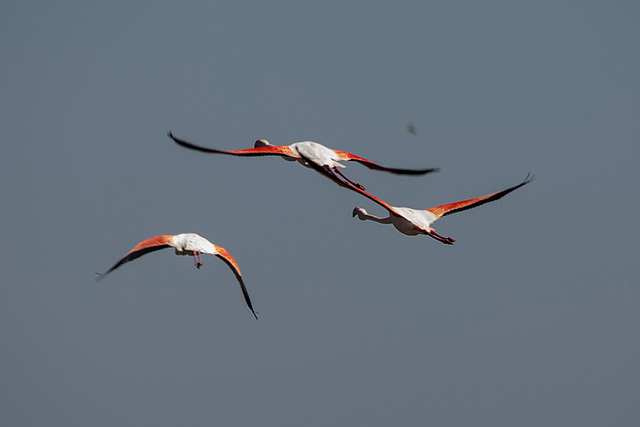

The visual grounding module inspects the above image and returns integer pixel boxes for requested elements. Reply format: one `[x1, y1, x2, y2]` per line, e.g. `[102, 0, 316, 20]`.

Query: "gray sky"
[2, 1, 639, 425]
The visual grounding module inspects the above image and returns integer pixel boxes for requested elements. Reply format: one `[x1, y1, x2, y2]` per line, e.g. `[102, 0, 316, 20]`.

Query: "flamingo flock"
[99, 130, 533, 318]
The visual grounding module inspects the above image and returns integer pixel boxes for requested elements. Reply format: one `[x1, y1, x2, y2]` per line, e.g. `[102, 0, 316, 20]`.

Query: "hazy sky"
[2, 1, 639, 425]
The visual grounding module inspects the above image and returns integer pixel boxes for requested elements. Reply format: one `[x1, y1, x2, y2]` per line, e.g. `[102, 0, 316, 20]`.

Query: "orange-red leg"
[193, 251, 204, 268]
[330, 167, 366, 190]
[429, 230, 455, 245]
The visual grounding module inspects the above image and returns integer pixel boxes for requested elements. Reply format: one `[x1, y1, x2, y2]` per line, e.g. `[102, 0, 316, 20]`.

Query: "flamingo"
[168, 131, 439, 191]
[351, 174, 534, 244]
[97, 233, 257, 319]
[281, 148, 533, 244]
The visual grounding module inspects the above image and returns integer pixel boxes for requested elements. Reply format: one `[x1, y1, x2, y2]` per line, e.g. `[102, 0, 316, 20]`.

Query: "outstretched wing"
[428, 174, 534, 219]
[214, 245, 258, 320]
[168, 131, 298, 158]
[333, 150, 440, 175]
[96, 235, 173, 280]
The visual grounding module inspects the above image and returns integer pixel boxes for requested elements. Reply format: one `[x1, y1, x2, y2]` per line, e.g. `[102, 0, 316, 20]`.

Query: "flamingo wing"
[213, 246, 257, 319]
[168, 131, 298, 158]
[97, 235, 174, 279]
[428, 174, 534, 219]
[334, 150, 440, 175]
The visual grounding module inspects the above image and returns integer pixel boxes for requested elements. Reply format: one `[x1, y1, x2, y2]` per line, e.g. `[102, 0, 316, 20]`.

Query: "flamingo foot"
[430, 230, 455, 245]
[194, 251, 204, 268]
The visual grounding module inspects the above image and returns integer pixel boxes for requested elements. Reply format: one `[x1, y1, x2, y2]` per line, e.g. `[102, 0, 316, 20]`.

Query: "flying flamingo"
[281, 148, 533, 244]
[97, 233, 257, 319]
[351, 174, 534, 244]
[168, 131, 439, 191]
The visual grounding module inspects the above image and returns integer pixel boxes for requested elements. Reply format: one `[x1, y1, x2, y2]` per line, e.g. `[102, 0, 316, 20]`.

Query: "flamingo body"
[352, 174, 534, 244]
[289, 140, 347, 170]
[388, 207, 439, 236]
[97, 233, 257, 319]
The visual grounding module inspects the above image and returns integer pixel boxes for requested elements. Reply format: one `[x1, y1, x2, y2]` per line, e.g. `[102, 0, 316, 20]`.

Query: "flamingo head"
[254, 139, 271, 148]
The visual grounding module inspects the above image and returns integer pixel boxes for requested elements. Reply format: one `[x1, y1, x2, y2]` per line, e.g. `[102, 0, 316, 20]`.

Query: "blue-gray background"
[2, 1, 639, 425]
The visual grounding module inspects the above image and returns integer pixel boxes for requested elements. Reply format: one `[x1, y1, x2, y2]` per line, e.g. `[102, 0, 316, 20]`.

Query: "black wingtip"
[167, 130, 178, 141]
[167, 130, 195, 149]
[168, 130, 184, 143]
[519, 172, 535, 188]
[383, 166, 441, 175]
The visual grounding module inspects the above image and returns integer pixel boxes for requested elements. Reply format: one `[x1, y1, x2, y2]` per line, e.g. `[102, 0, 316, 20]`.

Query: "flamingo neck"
[354, 208, 392, 224]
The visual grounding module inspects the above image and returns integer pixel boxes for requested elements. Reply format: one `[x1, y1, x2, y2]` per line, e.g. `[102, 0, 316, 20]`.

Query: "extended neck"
[353, 207, 392, 224]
